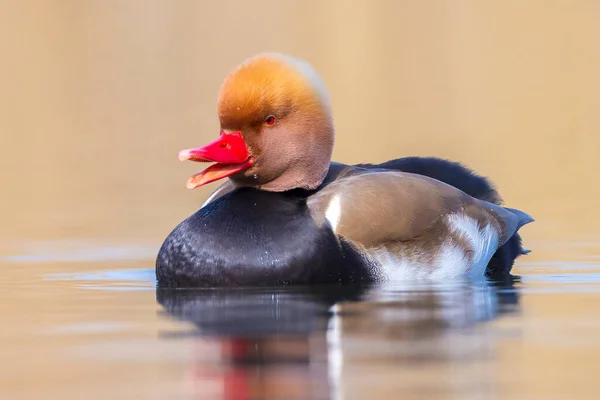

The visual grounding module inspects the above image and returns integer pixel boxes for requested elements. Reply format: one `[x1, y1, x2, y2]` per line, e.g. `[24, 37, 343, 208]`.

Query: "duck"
[156, 53, 533, 288]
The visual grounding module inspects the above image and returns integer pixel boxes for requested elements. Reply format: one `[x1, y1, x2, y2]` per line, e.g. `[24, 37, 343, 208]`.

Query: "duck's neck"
[255, 161, 331, 192]
[236, 120, 335, 192]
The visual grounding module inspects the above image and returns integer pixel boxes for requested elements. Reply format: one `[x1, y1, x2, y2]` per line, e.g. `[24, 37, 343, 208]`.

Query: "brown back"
[306, 170, 472, 247]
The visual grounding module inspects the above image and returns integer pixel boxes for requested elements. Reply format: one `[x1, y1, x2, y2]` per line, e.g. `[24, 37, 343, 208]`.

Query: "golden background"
[1, 1, 599, 398]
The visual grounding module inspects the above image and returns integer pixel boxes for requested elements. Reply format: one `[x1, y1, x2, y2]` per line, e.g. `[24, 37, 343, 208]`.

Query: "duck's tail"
[504, 207, 535, 231]
[503, 207, 534, 255]
[485, 207, 533, 278]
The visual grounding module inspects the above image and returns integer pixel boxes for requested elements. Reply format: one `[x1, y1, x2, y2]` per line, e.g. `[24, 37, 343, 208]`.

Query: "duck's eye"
[264, 115, 276, 126]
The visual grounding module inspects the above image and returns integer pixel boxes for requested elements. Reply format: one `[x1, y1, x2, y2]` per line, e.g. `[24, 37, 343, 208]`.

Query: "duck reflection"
[157, 277, 520, 399]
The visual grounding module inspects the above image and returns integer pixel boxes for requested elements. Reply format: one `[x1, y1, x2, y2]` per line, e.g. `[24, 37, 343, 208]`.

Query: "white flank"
[370, 213, 499, 281]
[371, 247, 432, 281]
[325, 194, 342, 233]
[432, 243, 471, 279]
[445, 213, 499, 277]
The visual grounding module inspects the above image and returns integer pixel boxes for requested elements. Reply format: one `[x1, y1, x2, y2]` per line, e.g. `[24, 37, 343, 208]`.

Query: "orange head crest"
[179, 53, 335, 192]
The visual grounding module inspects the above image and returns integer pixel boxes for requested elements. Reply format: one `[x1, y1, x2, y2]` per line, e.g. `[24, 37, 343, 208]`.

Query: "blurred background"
[1, 1, 600, 399]
[2, 0, 599, 247]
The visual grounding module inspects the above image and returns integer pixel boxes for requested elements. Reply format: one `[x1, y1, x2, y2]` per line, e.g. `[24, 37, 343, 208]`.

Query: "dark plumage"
[157, 53, 532, 287]
[157, 157, 527, 287]
[156, 187, 371, 287]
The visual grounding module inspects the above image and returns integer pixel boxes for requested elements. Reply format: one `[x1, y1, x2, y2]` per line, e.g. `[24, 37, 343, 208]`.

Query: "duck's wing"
[306, 170, 529, 248]
[354, 157, 533, 272]
[354, 157, 501, 204]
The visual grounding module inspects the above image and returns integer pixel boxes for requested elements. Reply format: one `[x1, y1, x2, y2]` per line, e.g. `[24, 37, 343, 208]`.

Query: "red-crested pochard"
[156, 53, 533, 287]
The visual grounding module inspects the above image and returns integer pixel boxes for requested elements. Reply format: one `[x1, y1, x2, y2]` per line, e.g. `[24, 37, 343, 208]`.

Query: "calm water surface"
[2, 239, 600, 399]
[2, 1, 600, 399]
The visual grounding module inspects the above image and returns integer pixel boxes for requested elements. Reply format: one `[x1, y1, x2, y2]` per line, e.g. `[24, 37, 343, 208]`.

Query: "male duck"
[156, 53, 533, 287]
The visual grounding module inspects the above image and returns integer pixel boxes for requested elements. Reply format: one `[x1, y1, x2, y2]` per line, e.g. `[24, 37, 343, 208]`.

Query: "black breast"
[156, 188, 371, 287]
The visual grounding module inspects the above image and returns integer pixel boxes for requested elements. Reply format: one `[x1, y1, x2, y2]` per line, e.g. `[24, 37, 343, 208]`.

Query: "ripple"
[0, 240, 157, 263]
[46, 268, 156, 291]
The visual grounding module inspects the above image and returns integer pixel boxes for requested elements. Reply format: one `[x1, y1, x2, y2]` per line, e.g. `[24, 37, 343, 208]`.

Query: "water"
[3, 246, 600, 399]
[2, 1, 600, 399]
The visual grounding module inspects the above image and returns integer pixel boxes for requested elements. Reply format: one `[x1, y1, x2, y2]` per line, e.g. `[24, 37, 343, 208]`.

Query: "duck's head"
[178, 53, 334, 192]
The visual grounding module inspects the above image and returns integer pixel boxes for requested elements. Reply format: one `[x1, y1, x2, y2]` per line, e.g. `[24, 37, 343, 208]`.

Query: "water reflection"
[157, 278, 520, 399]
